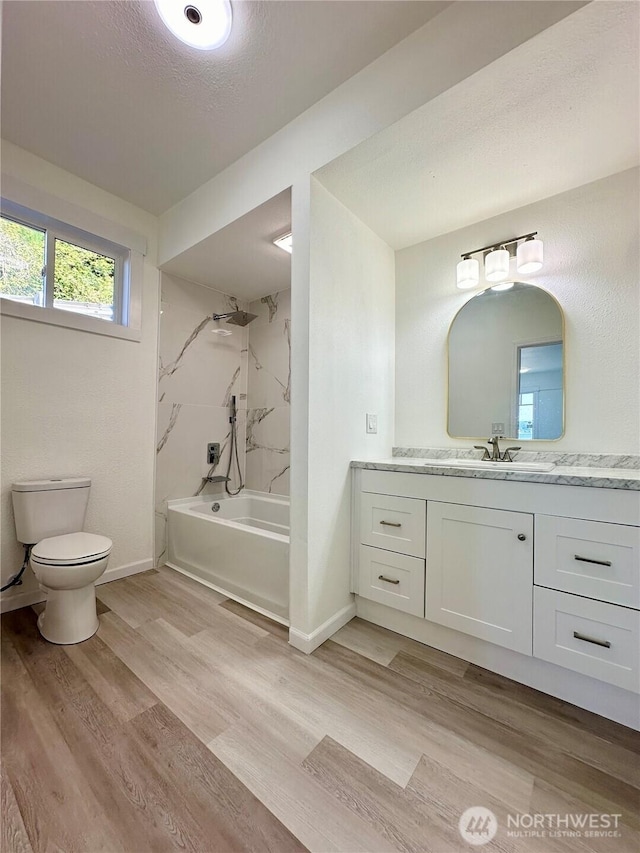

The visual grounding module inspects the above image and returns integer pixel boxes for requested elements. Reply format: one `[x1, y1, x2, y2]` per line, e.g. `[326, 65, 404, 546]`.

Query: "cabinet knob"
[517, 533, 527, 541]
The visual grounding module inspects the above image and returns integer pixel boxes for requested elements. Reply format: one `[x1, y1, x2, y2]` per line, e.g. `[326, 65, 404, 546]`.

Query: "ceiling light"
[485, 247, 510, 282]
[455, 232, 543, 290]
[154, 0, 232, 50]
[273, 232, 292, 254]
[517, 237, 544, 274]
[456, 257, 480, 290]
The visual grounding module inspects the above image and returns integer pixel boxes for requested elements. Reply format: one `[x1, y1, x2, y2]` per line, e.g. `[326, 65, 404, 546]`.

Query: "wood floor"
[2, 567, 639, 853]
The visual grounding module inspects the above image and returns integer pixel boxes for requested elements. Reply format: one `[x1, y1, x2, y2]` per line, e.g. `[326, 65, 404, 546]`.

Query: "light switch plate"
[366, 413, 378, 434]
[491, 422, 505, 435]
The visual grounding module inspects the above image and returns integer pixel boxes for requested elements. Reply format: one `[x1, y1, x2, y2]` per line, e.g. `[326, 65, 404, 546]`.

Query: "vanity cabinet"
[351, 467, 640, 706]
[425, 502, 533, 654]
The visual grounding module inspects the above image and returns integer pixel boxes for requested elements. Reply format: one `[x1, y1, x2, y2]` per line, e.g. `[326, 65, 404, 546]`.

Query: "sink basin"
[419, 458, 556, 473]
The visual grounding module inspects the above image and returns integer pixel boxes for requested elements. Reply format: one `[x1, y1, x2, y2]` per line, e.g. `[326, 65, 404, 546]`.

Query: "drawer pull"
[378, 575, 400, 585]
[379, 520, 402, 528]
[574, 555, 612, 567]
[573, 631, 611, 649]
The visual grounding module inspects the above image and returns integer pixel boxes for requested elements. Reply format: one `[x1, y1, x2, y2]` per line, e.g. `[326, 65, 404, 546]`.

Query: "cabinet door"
[426, 502, 533, 654]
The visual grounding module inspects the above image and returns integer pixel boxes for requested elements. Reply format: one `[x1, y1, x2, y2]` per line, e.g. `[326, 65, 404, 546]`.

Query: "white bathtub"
[166, 491, 289, 623]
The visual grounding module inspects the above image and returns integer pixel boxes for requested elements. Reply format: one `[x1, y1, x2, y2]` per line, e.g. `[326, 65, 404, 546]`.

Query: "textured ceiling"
[1, 0, 448, 214]
[162, 188, 291, 300]
[316, 1, 639, 250]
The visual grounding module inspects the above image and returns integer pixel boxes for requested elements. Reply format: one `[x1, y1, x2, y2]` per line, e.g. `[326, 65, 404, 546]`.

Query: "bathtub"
[166, 491, 289, 623]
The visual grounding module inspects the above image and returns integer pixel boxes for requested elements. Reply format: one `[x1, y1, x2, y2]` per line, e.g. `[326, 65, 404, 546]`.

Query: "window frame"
[0, 189, 145, 342]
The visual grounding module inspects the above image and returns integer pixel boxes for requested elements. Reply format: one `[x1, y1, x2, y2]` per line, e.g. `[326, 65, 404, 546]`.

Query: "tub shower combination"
[167, 491, 290, 623]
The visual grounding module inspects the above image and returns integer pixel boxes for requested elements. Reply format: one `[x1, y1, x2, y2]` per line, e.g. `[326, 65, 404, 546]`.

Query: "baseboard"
[0, 558, 154, 613]
[289, 601, 356, 654]
[98, 559, 154, 585]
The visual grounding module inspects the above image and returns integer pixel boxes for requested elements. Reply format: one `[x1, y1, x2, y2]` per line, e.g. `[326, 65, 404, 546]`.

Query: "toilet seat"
[31, 532, 112, 566]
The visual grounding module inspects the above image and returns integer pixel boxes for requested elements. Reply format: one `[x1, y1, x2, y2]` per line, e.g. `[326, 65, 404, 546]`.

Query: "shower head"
[212, 310, 258, 327]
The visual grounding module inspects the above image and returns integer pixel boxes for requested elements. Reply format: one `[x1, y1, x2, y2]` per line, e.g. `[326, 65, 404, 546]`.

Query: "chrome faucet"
[473, 437, 522, 462]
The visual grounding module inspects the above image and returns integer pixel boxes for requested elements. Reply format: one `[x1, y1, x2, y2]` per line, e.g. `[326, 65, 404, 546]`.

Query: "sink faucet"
[473, 437, 522, 462]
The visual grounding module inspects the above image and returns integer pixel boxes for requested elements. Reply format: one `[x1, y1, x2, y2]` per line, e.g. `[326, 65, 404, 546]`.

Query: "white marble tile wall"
[155, 273, 248, 564]
[245, 289, 291, 495]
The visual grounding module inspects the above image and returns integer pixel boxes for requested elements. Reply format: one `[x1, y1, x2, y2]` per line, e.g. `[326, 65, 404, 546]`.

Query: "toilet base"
[37, 584, 100, 644]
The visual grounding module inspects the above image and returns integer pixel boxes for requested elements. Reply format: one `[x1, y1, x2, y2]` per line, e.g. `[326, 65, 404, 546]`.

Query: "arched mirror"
[448, 283, 564, 440]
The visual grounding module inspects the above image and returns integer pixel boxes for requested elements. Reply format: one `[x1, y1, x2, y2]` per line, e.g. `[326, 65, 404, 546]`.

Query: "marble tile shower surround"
[245, 289, 291, 496]
[155, 274, 249, 564]
[392, 447, 640, 469]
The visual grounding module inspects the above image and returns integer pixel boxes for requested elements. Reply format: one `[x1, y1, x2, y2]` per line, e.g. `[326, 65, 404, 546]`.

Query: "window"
[1, 200, 129, 327]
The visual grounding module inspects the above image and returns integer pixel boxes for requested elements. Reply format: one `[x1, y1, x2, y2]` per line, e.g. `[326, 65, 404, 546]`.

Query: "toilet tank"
[12, 478, 91, 544]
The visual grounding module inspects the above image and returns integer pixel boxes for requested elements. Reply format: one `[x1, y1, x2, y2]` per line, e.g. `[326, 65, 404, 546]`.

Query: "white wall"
[395, 169, 640, 455]
[159, 1, 582, 266]
[1, 142, 160, 607]
[289, 179, 395, 646]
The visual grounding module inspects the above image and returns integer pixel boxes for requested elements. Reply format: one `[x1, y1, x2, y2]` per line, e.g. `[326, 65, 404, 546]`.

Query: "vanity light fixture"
[154, 0, 232, 50]
[456, 256, 480, 290]
[273, 232, 293, 254]
[516, 236, 544, 273]
[456, 232, 543, 289]
[484, 247, 510, 282]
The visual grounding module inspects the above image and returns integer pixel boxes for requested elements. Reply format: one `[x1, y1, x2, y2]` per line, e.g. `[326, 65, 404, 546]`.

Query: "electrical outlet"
[207, 443, 220, 465]
[366, 413, 378, 434]
[491, 422, 505, 435]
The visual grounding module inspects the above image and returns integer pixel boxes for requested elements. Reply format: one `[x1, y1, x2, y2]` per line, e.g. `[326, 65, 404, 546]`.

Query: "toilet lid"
[31, 532, 112, 565]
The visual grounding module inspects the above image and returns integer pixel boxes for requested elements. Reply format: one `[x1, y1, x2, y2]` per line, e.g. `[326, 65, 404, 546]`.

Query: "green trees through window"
[0, 217, 45, 301]
[54, 239, 115, 305]
[0, 214, 116, 320]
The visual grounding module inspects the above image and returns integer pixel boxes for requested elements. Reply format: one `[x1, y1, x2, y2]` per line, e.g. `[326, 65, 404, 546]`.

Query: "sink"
[418, 458, 556, 473]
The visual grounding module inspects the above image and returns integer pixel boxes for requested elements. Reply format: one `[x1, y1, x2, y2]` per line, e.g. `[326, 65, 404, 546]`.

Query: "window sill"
[0, 298, 141, 342]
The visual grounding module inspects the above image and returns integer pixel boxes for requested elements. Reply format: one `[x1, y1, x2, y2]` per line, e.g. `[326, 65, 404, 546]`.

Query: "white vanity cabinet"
[425, 502, 533, 654]
[351, 466, 640, 720]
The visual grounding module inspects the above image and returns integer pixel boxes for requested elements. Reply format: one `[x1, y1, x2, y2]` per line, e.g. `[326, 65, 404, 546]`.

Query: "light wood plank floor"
[2, 567, 639, 852]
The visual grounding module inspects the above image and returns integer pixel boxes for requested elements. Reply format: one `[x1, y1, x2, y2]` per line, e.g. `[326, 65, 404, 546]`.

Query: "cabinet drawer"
[534, 587, 639, 693]
[360, 493, 426, 558]
[358, 545, 425, 617]
[536, 516, 640, 609]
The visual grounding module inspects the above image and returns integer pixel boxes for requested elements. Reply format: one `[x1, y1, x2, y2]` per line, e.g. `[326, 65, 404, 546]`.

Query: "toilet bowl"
[30, 532, 112, 644]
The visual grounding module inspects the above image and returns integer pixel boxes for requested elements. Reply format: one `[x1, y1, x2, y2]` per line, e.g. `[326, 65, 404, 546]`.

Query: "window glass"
[0, 216, 46, 305]
[54, 238, 115, 321]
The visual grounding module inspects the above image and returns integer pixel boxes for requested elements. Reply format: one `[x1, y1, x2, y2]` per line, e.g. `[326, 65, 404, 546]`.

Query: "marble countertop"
[350, 458, 640, 490]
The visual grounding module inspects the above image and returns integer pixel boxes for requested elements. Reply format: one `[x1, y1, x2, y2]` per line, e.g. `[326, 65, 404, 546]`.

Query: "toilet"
[11, 478, 112, 644]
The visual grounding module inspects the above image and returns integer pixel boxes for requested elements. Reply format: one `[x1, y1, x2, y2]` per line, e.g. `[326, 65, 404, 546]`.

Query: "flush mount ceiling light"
[154, 0, 232, 50]
[455, 232, 543, 290]
[273, 232, 293, 254]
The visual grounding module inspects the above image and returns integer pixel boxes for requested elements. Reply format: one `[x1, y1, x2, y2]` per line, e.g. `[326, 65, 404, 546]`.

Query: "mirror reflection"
[448, 283, 564, 440]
